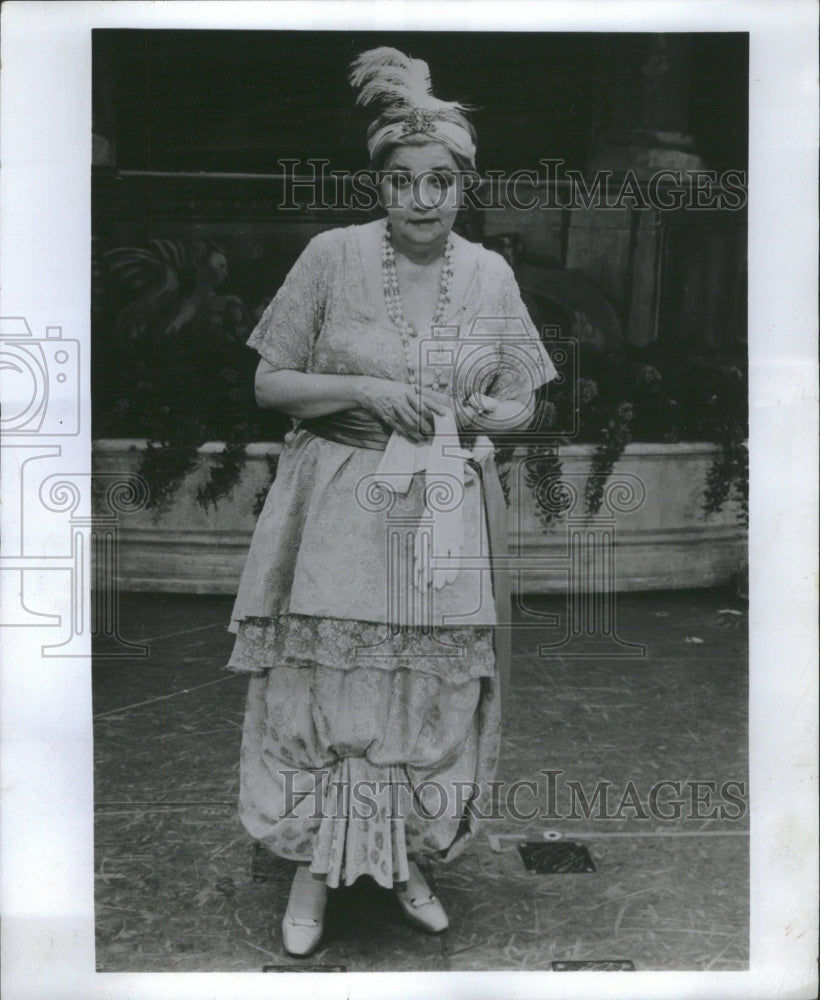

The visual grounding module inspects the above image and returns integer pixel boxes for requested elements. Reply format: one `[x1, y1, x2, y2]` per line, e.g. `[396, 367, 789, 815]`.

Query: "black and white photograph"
[0, 3, 817, 999]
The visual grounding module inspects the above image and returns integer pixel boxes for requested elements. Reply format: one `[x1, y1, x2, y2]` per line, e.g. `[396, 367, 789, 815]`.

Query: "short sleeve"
[246, 232, 332, 372]
[455, 255, 558, 402]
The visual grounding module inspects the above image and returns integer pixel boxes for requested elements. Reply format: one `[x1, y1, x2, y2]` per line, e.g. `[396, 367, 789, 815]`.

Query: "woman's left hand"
[463, 392, 498, 418]
[456, 390, 536, 432]
[417, 386, 455, 415]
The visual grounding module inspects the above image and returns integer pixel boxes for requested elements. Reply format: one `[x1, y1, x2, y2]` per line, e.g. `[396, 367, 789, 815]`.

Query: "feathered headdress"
[349, 47, 476, 166]
[349, 46, 469, 113]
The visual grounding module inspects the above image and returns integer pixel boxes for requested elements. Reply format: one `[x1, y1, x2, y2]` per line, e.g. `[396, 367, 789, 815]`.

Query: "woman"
[227, 47, 556, 956]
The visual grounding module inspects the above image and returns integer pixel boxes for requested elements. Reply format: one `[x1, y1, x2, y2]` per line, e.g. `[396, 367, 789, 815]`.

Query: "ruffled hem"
[227, 612, 495, 684]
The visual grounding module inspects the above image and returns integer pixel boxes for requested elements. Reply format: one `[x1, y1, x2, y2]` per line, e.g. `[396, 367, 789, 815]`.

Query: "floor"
[93, 587, 749, 973]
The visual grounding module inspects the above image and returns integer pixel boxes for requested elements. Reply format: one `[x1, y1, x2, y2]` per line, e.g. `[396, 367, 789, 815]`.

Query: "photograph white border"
[1, 2, 817, 998]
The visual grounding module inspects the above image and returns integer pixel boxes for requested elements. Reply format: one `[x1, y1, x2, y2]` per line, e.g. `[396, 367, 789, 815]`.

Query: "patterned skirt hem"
[227, 612, 495, 684]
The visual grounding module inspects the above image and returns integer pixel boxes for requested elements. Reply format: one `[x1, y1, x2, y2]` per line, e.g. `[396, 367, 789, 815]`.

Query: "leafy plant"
[496, 345, 748, 527]
[522, 444, 570, 530]
[252, 454, 281, 518]
[94, 238, 289, 516]
[94, 241, 747, 528]
[584, 403, 635, 517]
[196, 439, 249, 513]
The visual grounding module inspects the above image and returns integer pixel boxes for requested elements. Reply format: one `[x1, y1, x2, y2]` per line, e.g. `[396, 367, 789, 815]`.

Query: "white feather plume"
[349, 46, 467, 112]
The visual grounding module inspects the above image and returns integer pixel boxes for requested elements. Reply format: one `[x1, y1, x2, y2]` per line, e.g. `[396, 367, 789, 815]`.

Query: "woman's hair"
[349, 47, 477, 172]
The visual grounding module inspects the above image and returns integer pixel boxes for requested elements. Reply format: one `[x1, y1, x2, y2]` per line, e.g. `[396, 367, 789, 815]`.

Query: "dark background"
[91, 29, 748, 451]
[93, 30, 748, 176]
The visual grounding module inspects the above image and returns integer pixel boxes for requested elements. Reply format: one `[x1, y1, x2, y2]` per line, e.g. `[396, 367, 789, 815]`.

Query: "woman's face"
[379, 142, 461, 252]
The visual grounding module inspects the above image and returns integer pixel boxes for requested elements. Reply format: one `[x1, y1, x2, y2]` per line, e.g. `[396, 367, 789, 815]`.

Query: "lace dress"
[227, 219, 556, 889]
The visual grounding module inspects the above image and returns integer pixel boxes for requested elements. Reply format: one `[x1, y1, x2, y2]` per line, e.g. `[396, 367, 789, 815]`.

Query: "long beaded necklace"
[381, 219, 454, 391]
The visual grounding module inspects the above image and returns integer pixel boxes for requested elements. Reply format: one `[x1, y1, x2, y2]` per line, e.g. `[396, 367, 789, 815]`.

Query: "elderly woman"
[227, 47, 556, 956]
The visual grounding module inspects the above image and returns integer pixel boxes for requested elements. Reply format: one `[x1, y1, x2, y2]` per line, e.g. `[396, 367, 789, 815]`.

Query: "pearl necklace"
[381, 220, 454, 390]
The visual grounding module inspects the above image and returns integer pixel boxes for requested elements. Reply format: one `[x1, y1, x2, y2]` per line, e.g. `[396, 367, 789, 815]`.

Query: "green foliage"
[522, 445, 569, 529]
[95, 242, 747, 524]
[94, 249, 290, 512]
[493, 444, 516, 506]
[584, 404, 634, 517]
[703, 428, 748, 525]
[518, 345, 748, 525]
[196, 439, 248, 513]
[138, 439, 200, 517]
[252, 454, 280, 518]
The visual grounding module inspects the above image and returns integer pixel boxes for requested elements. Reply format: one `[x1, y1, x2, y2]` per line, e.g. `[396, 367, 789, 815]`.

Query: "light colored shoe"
[281, 865, 327, 957]
[395, 862, 449, 934]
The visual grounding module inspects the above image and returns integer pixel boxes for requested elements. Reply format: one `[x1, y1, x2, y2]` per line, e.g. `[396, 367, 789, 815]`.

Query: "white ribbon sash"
[376, 410, 493, 591]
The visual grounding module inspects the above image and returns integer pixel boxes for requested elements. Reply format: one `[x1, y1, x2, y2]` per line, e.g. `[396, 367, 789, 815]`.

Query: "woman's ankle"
[288, 864, 328, 920]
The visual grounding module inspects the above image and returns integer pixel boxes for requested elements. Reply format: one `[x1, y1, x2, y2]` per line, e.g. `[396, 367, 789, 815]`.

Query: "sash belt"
[300, 410, 512, 712]
[301, 411, 391, 450]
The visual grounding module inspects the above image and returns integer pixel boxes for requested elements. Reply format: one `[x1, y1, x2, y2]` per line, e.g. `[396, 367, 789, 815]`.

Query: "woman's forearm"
[255, 366, 369, 418]
[255, 363, 537, 432]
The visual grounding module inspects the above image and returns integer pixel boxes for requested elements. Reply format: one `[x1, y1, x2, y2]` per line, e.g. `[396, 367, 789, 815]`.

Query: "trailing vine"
[493, 444, 516, 506]
[95, 237, 747, 531]
[138, 438, 201, 517]
[703, 424, 748, 525]
[252, 453, 281, 518]
[95, 236, 289, 517]
[523, 446, 569, 529]
[196, 439, 248, 512]
[583, 403, 635, 516]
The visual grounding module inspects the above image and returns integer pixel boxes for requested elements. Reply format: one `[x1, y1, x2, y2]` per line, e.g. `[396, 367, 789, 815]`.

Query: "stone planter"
[92, 439, 746, 595]
[506, 442, 746, 594]
[92, 439, 282, 595]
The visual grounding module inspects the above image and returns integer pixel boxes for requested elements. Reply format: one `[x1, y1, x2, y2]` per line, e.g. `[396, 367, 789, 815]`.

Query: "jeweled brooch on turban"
[401, 108, 439, 135]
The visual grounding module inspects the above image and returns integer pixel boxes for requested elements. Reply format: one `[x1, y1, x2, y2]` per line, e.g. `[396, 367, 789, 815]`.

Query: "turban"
[349, 47, 476, 168]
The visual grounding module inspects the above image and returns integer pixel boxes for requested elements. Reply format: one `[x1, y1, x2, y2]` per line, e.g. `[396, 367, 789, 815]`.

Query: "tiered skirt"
[229, 614, 501, 889]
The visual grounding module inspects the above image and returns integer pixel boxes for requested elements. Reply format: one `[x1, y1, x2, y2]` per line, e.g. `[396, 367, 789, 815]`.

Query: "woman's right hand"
[355, 377, 449, 443]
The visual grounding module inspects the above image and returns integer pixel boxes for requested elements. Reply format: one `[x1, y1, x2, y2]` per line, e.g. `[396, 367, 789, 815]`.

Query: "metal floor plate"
[553, 960, 635, 971]
[517, 841, 596, 873]
[263, 964, 347, 973]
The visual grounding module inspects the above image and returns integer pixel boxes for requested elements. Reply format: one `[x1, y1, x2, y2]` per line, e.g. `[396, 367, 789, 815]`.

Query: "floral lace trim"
[227, 613, 495, 683]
